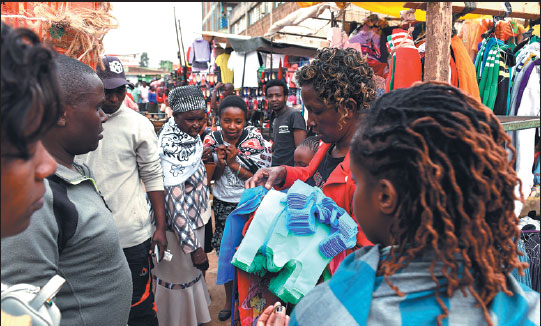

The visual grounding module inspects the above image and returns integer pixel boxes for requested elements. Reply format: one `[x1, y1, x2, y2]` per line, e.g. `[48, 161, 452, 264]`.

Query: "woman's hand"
[245, 166, 287, 190]
[224, 144, 238, 166]
[257, 302, 290, 326]
[216, 145, 227, 167]
[202, 146, 213, 163]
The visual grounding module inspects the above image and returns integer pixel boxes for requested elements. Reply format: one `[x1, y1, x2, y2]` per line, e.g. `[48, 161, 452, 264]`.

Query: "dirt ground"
[203, 249, 231, 326]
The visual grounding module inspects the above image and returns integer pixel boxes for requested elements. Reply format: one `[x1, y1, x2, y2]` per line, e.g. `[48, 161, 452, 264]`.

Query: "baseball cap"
[97, 55, 134, 90]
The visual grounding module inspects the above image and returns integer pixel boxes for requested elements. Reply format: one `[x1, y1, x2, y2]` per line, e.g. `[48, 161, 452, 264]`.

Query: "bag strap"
[47, 175, 78, 254]
[28, 275, 65, 310]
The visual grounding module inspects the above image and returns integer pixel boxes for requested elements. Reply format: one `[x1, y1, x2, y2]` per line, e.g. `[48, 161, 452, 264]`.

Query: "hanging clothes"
[493, 48, 515, 115]
[189, 37, 211, 64]
[458, 19, 483, 61]
[228, 51, 260, 89]
[215, 53, 233, 84]
[385, 28, 422, 92]
[189, 37, 211, 72]
[450, 35, 481, 101]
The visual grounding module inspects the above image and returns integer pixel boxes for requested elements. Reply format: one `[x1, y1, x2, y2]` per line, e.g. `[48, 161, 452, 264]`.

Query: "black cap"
[97, 55, 134, 90]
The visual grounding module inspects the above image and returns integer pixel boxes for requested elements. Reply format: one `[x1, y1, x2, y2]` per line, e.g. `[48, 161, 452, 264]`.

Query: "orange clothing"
[451, 35, 481, 101]
[458, 20, 482, 61]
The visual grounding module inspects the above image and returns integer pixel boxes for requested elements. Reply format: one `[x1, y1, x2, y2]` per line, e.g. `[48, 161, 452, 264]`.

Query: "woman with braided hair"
[247, 47, 376, 274]
[287, 82, 540, 326]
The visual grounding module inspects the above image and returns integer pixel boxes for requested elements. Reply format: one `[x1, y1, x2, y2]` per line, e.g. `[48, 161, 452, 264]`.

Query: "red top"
[277, 142, 373, 274]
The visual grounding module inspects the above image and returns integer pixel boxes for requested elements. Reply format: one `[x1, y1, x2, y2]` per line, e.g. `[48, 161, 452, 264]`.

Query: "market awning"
[228, 37, 319, 58]
[200, 31, 251, 47]
[296, 2, 485, 21]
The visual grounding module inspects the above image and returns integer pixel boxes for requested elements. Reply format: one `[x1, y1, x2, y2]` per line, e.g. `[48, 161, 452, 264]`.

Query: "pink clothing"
[123, 95, 139, 112]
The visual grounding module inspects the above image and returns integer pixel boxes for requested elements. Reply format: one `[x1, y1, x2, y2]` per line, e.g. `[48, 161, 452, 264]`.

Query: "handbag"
[1, 275, 65, 326]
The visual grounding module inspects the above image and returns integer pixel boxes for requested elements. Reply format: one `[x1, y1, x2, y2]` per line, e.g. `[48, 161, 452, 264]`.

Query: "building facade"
[202, 2, 298, 37]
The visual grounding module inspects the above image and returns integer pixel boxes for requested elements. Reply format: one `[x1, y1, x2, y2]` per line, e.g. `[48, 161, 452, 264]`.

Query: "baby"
[293, 136, 320, 167]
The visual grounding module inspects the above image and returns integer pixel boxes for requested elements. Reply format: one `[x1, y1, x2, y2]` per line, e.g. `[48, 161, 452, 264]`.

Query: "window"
[232, 16, 245, 35]
[248, 3, 270, 26]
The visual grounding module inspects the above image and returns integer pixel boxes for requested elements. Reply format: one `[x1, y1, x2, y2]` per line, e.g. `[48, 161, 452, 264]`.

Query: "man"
[139, 80, 150, 112]
[210, 81, 235, 126]
[266, 79, 307, 166]
[1, 54, 132, 326]
[77, 55, 167, 326]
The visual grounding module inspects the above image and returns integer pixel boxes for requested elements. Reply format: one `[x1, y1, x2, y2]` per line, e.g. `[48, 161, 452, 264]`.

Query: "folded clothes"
[232, 180, 359, 303]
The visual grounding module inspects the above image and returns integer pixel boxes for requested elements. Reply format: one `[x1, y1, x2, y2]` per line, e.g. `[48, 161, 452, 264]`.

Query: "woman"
[154, 86, 212, 326]
[203, 95, 272, 321]
[1, 21, 62, 325]
[246, 47, 376, 273]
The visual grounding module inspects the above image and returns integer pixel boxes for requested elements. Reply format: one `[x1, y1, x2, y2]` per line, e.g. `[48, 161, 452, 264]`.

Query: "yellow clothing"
[1, 310, 31, 326]
[215, 53, 233, 84]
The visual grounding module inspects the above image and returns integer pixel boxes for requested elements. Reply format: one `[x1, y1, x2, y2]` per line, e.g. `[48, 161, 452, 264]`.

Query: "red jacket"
[278, 142, 373, 274]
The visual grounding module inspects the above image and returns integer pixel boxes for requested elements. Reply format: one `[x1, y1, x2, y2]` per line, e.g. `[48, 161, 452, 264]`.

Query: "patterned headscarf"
[168, 85, 206, 113]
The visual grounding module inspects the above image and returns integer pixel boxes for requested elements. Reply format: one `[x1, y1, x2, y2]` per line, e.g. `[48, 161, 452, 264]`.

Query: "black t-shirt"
[306, 145, 344, 188]
[271, 107, 307, 166]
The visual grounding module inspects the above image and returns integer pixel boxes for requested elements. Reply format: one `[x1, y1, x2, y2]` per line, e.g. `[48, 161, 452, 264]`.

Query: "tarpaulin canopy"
[228, 37, 319, 58]
[296, 2, 483, 21]
[200, 31, 318, 57]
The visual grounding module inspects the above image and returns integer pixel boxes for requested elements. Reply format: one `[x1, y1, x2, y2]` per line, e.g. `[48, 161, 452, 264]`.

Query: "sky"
[103, 2, 203, 68]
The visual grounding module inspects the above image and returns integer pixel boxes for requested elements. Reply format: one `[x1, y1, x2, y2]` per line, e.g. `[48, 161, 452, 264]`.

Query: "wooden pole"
[424, 2, 452, 82]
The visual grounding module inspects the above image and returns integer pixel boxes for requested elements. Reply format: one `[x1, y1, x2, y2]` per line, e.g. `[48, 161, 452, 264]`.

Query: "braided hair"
[350, 82, 526, 326]
[295, 47, 376, 128]
[297, 135, 320, 155]
[1, 22, 62, 160]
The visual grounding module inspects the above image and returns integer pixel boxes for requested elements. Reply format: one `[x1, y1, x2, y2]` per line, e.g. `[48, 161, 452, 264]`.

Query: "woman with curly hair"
[286, 82, 540, 326]
[247, 47, 377, 274]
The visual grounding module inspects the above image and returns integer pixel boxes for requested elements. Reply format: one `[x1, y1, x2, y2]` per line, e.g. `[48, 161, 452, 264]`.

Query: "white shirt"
[228, 51, 260, 89]
[139, 85, 150, 103]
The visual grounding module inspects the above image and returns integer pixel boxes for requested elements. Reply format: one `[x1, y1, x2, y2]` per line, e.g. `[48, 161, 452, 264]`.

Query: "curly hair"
[295, 47, 376, 128]
[350, 82, 526, 326]
[1, 22, 62, 160]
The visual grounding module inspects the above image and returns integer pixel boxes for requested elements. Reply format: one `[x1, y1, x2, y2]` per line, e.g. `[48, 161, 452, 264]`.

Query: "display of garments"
[215, 53, 233, 84]
[228, 51, 261, 89]
[511, 59, 540, 218]
[493, 49, 514, 115]
[280, 143, 373, 274]
[458, 19, 482, 61]
[216, 187, 269, 285]
[189, 37, 211, 64]
[232, 181, 358, 304]
[232, 189, 331, 304]
[385, 28, 422, 92]
[450, 35, 481, 101]
[290, 245, 541, 326]
[474, 37, 513, 111]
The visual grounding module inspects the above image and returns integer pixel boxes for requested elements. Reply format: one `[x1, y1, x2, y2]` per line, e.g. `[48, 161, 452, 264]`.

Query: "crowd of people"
[1, 20, 539, 326]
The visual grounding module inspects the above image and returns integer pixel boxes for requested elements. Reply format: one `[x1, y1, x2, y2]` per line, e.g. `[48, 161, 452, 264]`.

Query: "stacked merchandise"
[223, 181, 357, 309]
